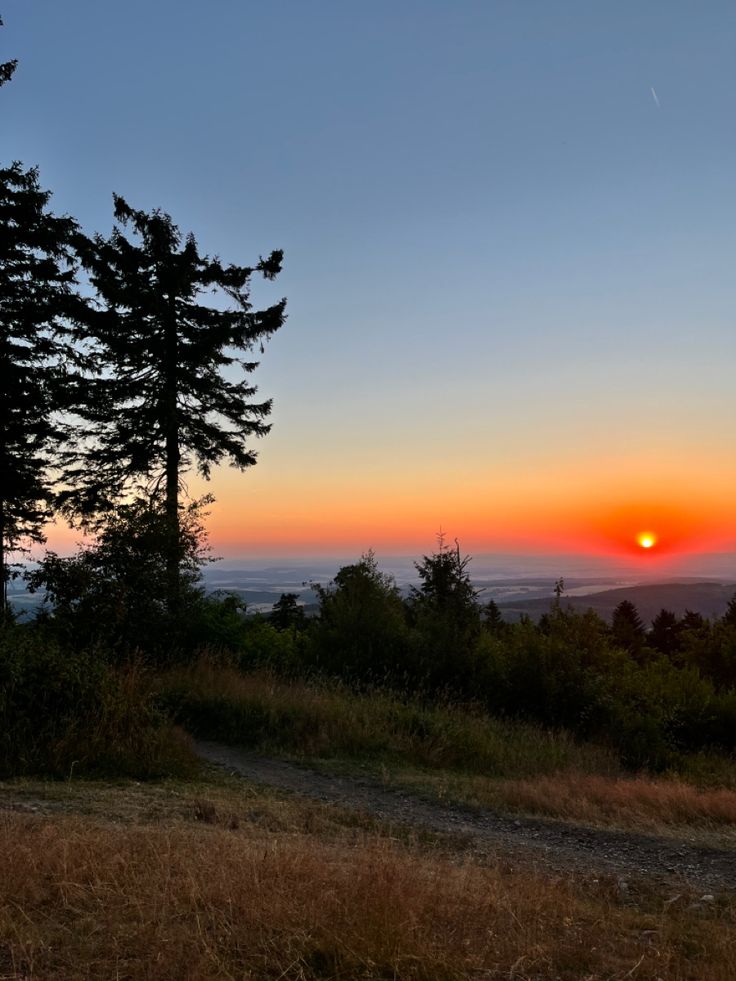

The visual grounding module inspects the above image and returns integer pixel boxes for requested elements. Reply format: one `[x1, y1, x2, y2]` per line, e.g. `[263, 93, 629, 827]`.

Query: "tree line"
[247, 548, 736, 770]
[1, 32, 286, 617]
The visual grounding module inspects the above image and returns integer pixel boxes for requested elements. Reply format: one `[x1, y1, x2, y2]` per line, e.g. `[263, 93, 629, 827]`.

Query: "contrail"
[650, 86, 660, 108]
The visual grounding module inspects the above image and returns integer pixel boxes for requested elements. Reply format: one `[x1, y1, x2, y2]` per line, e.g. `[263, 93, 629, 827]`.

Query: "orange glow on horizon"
[33, 450, 736, 562]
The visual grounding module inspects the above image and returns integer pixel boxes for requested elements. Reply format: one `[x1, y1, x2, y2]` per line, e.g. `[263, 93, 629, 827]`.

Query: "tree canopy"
[64, 196, 286, 519]
[0, 162, 82, 611]
[60, 195, 286, 607]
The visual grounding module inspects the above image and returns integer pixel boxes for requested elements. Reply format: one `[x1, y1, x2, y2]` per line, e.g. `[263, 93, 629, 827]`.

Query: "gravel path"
[196, 739, 736, 891]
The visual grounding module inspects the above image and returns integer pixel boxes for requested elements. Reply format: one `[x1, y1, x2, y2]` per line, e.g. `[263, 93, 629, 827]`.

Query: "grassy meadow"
[4, 551, 736, 978]
[2, 771, 736, 981]
[157, 659, 736, 843]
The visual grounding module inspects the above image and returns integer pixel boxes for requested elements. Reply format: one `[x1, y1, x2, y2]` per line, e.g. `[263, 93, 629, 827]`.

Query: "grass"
[355, 765, 736, 844]
[158, 660, 618, 777]
[1, 774, 735, 980]
[158, 659, 736, 839]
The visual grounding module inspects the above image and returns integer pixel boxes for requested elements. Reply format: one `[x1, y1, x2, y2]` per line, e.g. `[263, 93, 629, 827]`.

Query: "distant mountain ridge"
[496, 581, 736, 625]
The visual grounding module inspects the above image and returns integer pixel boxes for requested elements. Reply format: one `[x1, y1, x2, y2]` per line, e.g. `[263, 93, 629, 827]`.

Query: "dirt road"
[196, 739, 736, 891]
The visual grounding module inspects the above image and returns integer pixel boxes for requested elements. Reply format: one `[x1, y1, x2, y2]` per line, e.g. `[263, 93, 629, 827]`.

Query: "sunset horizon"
[6, 2, 736, 577]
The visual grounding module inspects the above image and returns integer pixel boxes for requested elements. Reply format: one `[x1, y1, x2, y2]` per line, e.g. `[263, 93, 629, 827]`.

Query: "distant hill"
[497, 581, 736, 625]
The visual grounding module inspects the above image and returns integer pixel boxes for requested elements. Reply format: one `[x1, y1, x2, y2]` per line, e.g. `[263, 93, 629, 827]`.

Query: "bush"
[236, 617, 303, 674]
[26, 497, 212, 661]
[0, 625, 195, 778]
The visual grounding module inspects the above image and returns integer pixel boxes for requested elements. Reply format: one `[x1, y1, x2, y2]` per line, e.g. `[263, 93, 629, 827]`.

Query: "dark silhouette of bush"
[27, 496, 213, 659]
[0, 625, 194, 777]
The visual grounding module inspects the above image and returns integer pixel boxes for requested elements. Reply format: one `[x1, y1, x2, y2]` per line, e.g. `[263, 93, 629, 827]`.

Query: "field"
[3, 661, 736, 978]
[2, 771, 736, 980]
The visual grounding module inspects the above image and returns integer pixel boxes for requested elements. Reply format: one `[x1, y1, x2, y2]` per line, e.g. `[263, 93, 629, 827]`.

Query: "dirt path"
[196, 739, 736, 892]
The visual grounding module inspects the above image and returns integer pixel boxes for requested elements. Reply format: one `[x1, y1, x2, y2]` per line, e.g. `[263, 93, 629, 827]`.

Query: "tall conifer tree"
[66, 196, 286, 609]
[0, 163, 81, 612]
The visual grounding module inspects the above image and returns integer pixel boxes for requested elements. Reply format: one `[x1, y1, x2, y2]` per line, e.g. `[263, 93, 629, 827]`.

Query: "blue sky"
[3, 1, 736, 559]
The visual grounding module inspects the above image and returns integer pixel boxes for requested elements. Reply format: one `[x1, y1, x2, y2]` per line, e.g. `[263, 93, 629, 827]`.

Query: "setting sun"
[637, 533, 657, 549]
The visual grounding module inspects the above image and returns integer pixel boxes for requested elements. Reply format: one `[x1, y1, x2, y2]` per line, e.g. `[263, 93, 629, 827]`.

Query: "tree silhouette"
[483, 598, 505, 634]
[681, 609, 706, 633]
[411, 537, 479, 617]
[312, 552, 408, 681]
[649, 608, 681, 659]
[64, 196, 286, 608]
[27, 495, 211, 654]
[721, 592, 736, 629]
[410, 537, 480, 688]
[0, 17, 17, 87]
[0, 163, 81, 614]
[610, 599, 645, 655]
[270, 592, 305, 632]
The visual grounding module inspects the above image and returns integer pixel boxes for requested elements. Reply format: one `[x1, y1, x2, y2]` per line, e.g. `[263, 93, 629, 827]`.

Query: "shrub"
[26, 497, 211, 660]
[0, 625, 195, 777]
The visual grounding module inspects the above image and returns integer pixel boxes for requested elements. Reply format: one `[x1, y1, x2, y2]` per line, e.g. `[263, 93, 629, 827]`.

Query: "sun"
[636, 532, 657, 550]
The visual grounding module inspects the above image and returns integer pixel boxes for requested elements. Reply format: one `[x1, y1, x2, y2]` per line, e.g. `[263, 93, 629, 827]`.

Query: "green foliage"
[409, 539, 481, 689]
[475, 612, 615, 737]
[0, 625, 194, 778]
[62, 196, 286, 525]
[0, 162, 84, 610]
[471, 604, 736, 770]
[27, 496, 212, 658]
[236, 617, 302, 674]
[158, 660, 615, 777]
[309, 551, 410, 683]
[682, 622, 736, 691]
[610, 600, 646, 656]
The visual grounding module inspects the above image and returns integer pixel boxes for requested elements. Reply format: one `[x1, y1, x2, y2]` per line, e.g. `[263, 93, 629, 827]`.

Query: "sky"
[3, 1, 736, 569]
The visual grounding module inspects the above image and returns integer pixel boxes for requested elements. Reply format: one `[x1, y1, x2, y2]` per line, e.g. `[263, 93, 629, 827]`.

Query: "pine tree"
[410, 537, 481, 688]
[610, 599, 645, 655]
[0, 16, 18, 87]
[0, 163, 81, 614]
[649, 608, 681, 659]
[721, 592, 736, 629]
[64, 195, 286, 609]
[483, 598, 505, 634]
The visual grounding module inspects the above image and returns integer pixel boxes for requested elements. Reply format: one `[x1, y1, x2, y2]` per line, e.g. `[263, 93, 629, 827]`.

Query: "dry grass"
[159, 661, 736, 841]
[494, 773, 736, 830]
[159, 661, 618, 777]
[0, 778, 735, 980]
[354, 765, 736, 843]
